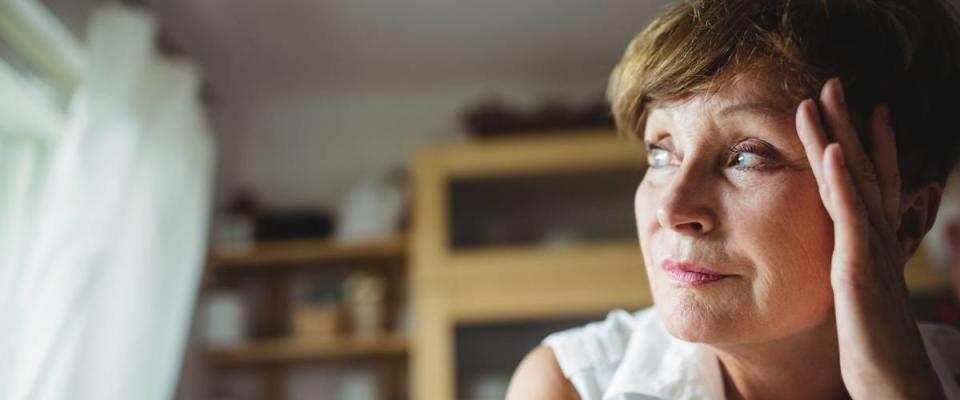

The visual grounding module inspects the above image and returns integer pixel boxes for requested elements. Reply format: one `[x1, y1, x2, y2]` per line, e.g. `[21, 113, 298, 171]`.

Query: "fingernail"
[881, 104, 892, 128]
[833, 78, 845, 104]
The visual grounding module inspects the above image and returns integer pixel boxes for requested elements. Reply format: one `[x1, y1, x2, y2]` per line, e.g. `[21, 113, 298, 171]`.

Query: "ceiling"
[140, 0, 671, 99]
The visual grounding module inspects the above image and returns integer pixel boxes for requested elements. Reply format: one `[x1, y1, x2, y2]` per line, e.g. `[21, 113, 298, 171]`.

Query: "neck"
[710, 317, 849, 400]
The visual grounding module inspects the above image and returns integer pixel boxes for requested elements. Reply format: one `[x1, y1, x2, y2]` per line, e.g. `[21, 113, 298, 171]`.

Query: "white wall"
[226, 78, 609, 209]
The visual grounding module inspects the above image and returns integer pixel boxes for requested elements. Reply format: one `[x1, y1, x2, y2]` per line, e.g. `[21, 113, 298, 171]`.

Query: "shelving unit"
[202, 235, 410, 400]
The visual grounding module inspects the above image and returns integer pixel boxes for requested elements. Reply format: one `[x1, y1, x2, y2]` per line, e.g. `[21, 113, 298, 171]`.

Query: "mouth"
[661, 259, 735, 287]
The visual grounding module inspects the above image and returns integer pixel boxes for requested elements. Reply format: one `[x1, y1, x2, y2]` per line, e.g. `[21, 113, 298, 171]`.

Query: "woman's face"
[636, 74, 836, 345]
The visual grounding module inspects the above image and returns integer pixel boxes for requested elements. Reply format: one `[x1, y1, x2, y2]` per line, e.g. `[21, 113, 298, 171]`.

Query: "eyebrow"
[717, 102, 792, 119]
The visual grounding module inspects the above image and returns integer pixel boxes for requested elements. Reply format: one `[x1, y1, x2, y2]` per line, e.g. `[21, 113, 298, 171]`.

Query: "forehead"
[648, 72, 796, 124]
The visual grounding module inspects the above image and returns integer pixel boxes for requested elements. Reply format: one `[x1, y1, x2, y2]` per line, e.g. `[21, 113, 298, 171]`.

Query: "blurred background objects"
[2, 1, 958, 400]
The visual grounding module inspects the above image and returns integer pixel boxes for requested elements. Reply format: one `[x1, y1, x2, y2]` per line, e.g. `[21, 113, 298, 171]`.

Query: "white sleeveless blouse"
[542, 307, 960, 400]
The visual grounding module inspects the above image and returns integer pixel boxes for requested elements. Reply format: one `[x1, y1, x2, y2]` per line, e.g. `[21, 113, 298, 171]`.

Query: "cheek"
[729, 173, 835, 304]
[736, 177, 831, 264]
[634, 177, 668, 297]
[634, 178, 660, 251]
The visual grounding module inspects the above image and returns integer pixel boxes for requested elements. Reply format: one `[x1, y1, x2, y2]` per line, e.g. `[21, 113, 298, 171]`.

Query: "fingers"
[796, 99, 830, 205]
[819, 79, 887, 225]
[868, 104, 901, 230]
[796, 78, 901, 235]
[824, 143, 870, 266]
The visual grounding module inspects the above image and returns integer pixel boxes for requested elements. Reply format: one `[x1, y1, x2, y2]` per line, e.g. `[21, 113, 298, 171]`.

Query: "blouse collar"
[602, 308, 726, 400]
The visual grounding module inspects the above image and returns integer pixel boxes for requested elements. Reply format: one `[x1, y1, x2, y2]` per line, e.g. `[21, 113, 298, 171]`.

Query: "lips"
[661, 259, 734, 287]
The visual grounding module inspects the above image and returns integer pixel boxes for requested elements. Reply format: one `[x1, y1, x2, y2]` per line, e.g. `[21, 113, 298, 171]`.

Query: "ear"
[897, 183, 944, 259]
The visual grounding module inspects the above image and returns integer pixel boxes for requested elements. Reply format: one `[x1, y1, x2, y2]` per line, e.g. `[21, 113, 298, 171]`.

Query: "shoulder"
[505, 345, 581, 400]
[508, 308, 657, 400]
[543, 308, 655, 376]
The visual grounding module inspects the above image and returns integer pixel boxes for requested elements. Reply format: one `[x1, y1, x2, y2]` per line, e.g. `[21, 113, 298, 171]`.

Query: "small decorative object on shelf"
[292, 279, 343, 340]
[212, 214, 255, 254]
[343, 271, 387, 339]
[339, 370, 382, 400]
[216, 187, 335, 247]
[541, 226, 584, 248]
[213, 188, 259, 254]
[460, 96, 615, 138]
[336, 168, 407, 243]
[199, 289, 248, 347]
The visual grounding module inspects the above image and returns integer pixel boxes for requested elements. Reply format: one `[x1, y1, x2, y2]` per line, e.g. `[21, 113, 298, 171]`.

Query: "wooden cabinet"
[410, 132, 651, 400]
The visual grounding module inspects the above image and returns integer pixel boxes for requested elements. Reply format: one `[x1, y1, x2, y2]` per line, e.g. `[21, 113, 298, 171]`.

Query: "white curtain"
[0, 4, 214, 400]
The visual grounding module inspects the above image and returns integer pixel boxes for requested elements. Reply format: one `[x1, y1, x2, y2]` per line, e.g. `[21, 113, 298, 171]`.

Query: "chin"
[654, 293, 744, 344]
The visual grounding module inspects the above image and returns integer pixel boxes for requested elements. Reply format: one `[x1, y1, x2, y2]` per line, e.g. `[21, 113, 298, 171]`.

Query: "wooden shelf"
[209, 235, 407, 269]
[416, 131, 643, 179]
[205, 333, 408, 366]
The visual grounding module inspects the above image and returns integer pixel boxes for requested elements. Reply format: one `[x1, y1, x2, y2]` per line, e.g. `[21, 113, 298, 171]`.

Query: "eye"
[728, 141, 781, 171]
[733, 152, 764, 168]
[645, 143, 675, 168]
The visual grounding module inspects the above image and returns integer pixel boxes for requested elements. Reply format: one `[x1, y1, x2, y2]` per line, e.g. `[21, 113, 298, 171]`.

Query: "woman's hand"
[795, 78, 945, 399]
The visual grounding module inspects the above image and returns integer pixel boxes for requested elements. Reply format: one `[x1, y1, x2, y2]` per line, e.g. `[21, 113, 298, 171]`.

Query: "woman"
[507, 0, 960, 399]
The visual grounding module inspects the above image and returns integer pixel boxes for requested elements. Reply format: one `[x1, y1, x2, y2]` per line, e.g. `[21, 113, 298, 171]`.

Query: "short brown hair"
[609, 0, 960, 189]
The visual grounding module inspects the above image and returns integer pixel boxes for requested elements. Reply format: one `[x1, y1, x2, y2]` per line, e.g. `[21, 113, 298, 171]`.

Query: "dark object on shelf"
[461, 96, 615, 138]
[255, 211, 334, 241]
[223, 188, 335, 241]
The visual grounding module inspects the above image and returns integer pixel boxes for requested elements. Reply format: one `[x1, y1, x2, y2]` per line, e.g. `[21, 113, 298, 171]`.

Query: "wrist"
[846, 352, 945, 400]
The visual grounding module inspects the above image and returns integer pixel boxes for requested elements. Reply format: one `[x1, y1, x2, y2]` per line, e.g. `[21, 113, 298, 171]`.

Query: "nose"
[655, 168, 717, 235]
